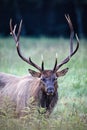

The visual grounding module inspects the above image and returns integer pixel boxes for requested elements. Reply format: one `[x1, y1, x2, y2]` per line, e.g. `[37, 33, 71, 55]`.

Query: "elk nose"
[47, 88, 54, 95]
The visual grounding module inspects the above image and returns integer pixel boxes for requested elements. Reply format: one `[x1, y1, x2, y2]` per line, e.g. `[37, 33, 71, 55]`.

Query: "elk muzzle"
[45, 83, 55, 96]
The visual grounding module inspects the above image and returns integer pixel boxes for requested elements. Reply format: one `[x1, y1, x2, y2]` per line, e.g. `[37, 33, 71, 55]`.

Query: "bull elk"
[0, 15, 79, 117]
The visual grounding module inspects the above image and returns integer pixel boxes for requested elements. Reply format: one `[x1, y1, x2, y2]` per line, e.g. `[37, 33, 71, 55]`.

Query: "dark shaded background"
[0, 0, 87, 37]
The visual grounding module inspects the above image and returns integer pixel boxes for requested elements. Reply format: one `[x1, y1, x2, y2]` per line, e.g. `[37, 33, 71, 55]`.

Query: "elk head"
[10, 15, 79, 96]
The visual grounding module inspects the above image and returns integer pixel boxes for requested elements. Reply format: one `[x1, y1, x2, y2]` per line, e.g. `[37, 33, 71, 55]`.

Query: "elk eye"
[55, 77, 57, 80]
[41, 77, 46, 82]
[52, 77, 57, 82]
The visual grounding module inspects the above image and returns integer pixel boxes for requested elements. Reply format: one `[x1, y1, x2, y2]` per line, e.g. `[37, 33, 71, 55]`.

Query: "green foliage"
[0, 37, 87, 130]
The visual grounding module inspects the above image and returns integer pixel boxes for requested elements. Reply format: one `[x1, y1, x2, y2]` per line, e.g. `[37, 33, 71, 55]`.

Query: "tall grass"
[0, 37, 87, 130]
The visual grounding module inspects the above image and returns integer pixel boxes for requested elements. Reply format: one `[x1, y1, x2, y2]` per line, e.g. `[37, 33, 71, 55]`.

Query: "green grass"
[0, 37, 87, 130]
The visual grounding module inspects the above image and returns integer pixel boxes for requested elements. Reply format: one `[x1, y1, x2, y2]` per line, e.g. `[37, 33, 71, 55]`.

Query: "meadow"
[0, 37, 87, 130]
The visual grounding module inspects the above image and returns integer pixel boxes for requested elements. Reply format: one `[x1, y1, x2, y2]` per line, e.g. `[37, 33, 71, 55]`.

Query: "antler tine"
[17, 20, 22, 41]
[41, 55, 44, 71]
[10, 19, 42, 72]
[10, 19, 13, 33]
[10, 19, 17, 42]
[55, 36, 79, 71]
[10, 19, 30, 63]
[65, 14, 74, 54]
[54, 15, 79, 72]
[28, 58, 42, 71]
[53, 53, 58, 71]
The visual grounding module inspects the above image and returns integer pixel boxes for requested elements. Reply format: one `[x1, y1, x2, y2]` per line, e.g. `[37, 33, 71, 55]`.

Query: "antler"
[53, 15, 79, 72]
[10, 19, 44, 71]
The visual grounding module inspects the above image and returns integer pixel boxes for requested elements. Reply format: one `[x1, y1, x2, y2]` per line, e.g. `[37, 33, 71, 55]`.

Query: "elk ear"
[56, 68, 69, 77]
[28, 69, 41, 78]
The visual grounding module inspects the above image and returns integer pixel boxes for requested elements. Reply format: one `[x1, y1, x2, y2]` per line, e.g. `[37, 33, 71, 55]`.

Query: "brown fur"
[0, 68, 68, 117]
[0, 66, 69, 117]
[0, 72, 41, 116]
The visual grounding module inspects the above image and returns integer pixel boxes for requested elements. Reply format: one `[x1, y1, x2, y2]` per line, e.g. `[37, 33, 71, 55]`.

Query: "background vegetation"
[0, 0, 87, 37]
[0, 37, 87, 130]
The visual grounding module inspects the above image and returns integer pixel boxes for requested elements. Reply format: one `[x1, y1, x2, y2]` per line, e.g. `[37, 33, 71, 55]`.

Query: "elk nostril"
[47, 88, 54, 93]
